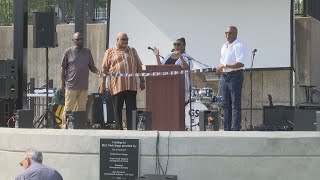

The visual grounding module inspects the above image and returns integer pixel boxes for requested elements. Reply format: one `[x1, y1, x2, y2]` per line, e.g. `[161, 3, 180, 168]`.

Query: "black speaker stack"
[0, 59, 17, 127]
[262, 105, 320, 131]
[0, 59, 17, 98]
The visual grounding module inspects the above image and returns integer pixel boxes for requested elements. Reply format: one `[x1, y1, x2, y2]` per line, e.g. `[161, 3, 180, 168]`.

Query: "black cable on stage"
[164, 131, 171, 175]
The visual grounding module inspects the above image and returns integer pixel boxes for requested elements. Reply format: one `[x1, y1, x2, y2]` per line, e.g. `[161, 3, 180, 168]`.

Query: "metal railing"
[26, 78, 54, 120]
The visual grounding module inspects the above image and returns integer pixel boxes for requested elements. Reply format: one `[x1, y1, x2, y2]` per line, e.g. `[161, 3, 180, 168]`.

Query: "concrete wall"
[1, 128, 320, 180]
[1, 17, 320, 126]
[295, 17, 320, 104]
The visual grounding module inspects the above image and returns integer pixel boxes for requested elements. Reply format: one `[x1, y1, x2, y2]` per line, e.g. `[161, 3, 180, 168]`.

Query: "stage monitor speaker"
[132, 109, 152, 130]
[263, 106, 295, 128]
[33, 11, 57, 48]
[88, 92, 114, 126]
[137, 174, 177, 180]
[293, 109, 317, 131]
[0, 77, 17, 98]
[0, 99, 15, 127]
[16, 109, 34, 128]
[199, 110, 219, 131]
[72, 111, 87, 129]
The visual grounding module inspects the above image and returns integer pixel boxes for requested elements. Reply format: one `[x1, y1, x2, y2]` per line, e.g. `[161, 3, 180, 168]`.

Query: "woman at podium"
[152, 37, 194, 102]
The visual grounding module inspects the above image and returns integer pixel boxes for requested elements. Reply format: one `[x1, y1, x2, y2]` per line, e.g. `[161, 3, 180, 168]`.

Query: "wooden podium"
[146, 65, 185, 131]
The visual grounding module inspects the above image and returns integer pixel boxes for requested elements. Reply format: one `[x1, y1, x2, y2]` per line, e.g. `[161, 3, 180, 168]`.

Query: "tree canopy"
[0, 0, 107, 25]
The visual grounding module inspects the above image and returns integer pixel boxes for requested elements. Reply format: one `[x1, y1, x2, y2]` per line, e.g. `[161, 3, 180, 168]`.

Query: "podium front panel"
[146, 65, 185, 131]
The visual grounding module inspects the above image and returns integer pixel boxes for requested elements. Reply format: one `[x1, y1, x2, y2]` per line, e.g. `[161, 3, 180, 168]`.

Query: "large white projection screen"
[109, 0, 291, 69]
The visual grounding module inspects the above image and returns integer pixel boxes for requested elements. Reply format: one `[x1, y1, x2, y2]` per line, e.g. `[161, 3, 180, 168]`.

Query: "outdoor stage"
[1, 128, 320, 180]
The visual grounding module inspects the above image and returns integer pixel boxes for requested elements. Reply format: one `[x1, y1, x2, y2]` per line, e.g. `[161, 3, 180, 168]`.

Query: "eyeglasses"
[173, 43, 182, 46]
[225, 31, 233, 35]
[120, 38, 129, 41]
[19, 158, 28, 166]
[73, 38, 83, 41]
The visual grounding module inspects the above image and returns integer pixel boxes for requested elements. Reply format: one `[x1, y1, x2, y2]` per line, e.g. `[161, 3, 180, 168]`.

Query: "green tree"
[0, 0, 13, 25]
[0, 0, 107, 25]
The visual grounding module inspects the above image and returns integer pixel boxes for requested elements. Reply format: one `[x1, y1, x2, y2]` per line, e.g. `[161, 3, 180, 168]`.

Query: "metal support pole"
[88, 0, 95, 23]
[75, 0, 86, 45]
[106, 0, 111, 49]
[13, 0, 28, 109]
[303, 0, 307, 17]
[61, 0, 66, 23]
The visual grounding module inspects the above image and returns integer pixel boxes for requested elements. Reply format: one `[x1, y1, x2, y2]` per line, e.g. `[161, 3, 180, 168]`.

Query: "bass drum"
[185, 102, 212, 131]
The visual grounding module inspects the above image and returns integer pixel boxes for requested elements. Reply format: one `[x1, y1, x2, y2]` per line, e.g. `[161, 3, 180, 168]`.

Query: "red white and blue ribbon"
[102, 68, 216, 77]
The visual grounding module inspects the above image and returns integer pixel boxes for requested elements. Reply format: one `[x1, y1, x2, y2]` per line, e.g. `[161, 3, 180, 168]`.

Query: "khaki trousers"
[62, 89, 88, 127]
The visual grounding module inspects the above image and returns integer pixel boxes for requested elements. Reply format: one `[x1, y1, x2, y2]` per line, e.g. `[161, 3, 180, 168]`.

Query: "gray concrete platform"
[1, 128, 320, 180]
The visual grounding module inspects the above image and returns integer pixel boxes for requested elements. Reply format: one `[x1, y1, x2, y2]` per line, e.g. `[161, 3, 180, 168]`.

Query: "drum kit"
[185, 86, 223, 131]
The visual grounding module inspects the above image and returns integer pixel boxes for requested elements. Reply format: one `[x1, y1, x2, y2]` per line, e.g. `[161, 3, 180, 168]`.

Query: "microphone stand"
[186, 57, 209, 131]
[249, 50, 256, 131]
[188, 60, 193, 131]
[188, 57, 209, 67]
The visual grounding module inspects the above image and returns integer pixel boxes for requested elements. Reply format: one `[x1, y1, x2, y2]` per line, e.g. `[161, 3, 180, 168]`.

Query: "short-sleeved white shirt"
[220, 39, 246, 72]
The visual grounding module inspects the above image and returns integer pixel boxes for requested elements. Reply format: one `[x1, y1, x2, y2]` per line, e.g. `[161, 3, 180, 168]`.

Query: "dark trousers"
[220, 70, 243, 131]
[112, 91, 137, 130]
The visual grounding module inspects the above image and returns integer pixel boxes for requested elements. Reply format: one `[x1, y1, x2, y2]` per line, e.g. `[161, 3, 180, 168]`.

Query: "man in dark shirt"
[60, 32, 100, 128]
[15, 148, 63, 180]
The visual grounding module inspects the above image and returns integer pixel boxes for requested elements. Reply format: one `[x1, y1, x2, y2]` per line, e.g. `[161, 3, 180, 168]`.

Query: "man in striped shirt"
[101, 32, 145, 130]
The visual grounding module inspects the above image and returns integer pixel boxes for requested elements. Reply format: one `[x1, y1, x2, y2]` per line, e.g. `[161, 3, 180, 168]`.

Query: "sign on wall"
[100, 139, 139, 180]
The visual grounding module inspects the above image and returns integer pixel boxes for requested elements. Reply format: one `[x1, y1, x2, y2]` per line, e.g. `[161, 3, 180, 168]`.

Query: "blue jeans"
[220, 70, 243, 131]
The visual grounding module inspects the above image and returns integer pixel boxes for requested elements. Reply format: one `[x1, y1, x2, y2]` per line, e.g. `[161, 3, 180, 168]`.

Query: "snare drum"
[185, 102, 212, 131]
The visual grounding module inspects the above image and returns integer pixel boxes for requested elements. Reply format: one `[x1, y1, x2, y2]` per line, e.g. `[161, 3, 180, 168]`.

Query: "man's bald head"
[72, 32, 84, 49]
[116, 32, 129, 49]
[73, 32, 82, 39]
[117, 32, 128, 40]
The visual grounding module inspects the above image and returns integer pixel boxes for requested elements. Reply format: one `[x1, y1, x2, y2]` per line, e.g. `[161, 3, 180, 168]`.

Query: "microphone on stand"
[249, 48, 257, 131]
[252, 49, 257, 58]
[148, 46, 164, 59]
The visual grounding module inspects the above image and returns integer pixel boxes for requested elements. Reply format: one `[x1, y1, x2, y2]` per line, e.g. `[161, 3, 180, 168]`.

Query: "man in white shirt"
[216, 26, 246, 131]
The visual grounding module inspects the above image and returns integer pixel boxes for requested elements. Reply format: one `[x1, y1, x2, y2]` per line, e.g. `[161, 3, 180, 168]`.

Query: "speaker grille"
[17, 109, 34, 128]
[33, 11, 57, 48]
[0, 60, 7, 76]
[132, 109, 152, 130]
[0, 78, 6, 97]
